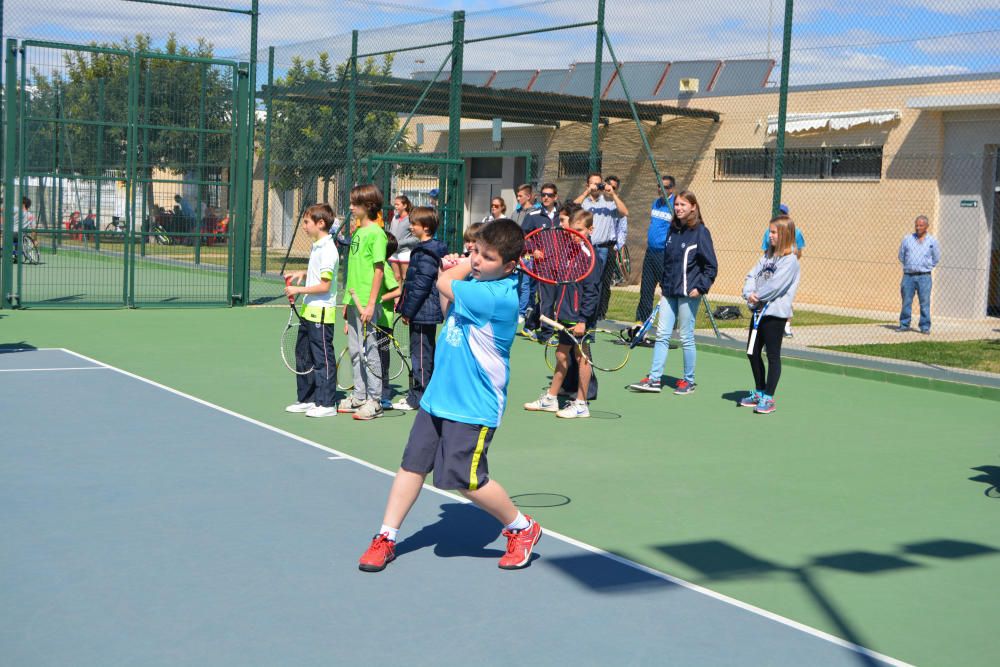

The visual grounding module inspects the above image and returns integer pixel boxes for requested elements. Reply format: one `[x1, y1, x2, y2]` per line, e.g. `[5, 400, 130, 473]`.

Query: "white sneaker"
[352, 399, 384, 421]
[305, 405, 337, 418]
[337, 397, 365, 413]
[285, 401, 315, 413]
[524, 392, 559, 412]
[392, 399, 416, 411]
[557, 399, 590, 419]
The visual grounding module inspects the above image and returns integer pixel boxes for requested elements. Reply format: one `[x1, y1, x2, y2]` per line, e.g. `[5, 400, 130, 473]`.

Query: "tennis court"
[2, 308, 997, 666]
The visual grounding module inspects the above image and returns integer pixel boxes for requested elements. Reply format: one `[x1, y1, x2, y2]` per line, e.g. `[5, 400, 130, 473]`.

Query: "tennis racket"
[281, 276, 314, 375]
[539, 315, 630, 373]
[746, 302, 769, 354]
[349, 288, 411, 383]
[520, 227, 595, 285]
[627, 303, 661, 349]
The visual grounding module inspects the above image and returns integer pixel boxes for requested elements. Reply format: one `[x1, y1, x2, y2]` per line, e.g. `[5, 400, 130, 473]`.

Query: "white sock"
[379, 525, 398, 542]
[505, 513, 530, 532]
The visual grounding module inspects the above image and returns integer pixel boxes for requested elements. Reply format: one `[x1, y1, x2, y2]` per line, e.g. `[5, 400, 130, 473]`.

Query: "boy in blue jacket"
[524, 209, 599, 418]
[394, 207, 448, 411]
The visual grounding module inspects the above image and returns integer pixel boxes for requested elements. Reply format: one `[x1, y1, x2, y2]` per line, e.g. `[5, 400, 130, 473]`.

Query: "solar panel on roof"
[411, 71, 449, 82]
[560, 62, 616, 98]
[603, 62, 670, 100]
[710, 60, 775, 94]
[651, 61, 721, 100]
[529, 69, 570, 93]
[461, 70, 496, 87]
[489, 70, 538, 90]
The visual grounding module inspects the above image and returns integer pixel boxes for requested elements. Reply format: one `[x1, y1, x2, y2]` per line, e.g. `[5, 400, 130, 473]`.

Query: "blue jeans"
[649, 296, 698, 383]
[900, 273, 932, 332]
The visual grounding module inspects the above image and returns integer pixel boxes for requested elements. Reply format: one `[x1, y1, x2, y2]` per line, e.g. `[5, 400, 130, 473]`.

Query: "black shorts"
[401, 409, 496, 490]
[557, 321, 582, 346]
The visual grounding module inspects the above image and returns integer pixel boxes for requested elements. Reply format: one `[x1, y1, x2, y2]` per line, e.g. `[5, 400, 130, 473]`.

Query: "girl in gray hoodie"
[740, 215, 801, 414]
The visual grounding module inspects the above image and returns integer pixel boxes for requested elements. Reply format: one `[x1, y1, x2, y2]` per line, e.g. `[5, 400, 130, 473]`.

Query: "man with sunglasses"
[635, 174, 676, 324]
[518, 183, 561, 339]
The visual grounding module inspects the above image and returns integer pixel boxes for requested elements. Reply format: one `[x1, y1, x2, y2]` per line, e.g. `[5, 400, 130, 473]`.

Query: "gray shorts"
[401, 409, 496, 490]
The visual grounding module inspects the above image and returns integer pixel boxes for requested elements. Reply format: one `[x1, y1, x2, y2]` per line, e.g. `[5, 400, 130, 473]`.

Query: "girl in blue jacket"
[630, 191, 718, 395]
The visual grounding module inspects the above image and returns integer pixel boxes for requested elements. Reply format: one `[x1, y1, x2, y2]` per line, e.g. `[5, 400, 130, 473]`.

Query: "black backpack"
[713, 305, 743, 320]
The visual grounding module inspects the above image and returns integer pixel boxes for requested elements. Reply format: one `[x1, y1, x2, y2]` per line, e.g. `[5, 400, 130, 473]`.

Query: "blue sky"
[3, 0, 998, 86]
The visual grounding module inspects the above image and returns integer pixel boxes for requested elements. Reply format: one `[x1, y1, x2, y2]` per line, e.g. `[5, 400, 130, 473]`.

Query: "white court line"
[0, 366, 108, 373]
[56, 346, 910, 667]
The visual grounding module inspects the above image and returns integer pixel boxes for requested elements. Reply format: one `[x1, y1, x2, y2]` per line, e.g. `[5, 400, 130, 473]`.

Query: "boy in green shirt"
[339, 184, 389, 421]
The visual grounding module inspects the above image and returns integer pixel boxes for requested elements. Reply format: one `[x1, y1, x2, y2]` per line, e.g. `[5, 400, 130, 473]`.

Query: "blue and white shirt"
[648, 195, 675, 249]
[898, 233, 940, 274]
[583, 195, 627, 248]
[420, 274, 519, 428]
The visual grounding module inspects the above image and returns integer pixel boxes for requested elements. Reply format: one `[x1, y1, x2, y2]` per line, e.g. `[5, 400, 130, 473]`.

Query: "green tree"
[267, 52, 416, 211]
[21, 34, 234, 223]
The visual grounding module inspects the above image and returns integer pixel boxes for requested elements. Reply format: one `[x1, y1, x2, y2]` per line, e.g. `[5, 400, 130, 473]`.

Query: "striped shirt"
[898, 233, 940, 274]
[582, 195, 627, 248]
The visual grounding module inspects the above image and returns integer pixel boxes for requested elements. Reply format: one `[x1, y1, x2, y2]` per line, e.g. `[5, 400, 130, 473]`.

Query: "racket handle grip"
[538, 314, 563, 331]
[284, 275, 295, 306]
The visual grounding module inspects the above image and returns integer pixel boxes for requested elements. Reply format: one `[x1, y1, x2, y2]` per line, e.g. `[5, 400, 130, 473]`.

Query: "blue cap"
[779, 203, 789, 214]
[428, 188, 439, 198]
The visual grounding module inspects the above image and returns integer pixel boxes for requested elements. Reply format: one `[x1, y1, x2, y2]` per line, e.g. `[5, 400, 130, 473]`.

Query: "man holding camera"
[575, 173, 629, 324]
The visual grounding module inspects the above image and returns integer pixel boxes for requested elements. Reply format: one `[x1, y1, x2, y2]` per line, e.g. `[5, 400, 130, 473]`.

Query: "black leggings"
[747, 315, 788, 396]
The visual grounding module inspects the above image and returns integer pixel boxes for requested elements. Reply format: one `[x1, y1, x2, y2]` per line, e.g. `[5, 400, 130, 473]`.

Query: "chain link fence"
[3, 0, 999, 371]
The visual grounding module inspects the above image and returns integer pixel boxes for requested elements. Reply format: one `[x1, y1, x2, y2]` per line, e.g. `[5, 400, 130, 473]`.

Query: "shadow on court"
[394, 502, 507, 560]
[969, 465, 1000, 498]
[0, 342, 37, 352]
[653, 538, 1000, 666]
[720, 390, 747, 405]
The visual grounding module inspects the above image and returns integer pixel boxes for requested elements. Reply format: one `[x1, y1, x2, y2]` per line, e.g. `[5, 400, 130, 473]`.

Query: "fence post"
[1, 40, 17, 308]
[771, 0, 795, 218]
[95, 79, 104, 253]
[589, 0, 605, 174]
[345, 30, 358, 205]
[260, 46, 274, 275]
[447, 10, 465, 251]
[231, 62, 252, 305]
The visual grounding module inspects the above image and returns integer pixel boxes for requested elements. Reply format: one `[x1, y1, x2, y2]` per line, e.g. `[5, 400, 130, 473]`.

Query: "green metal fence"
[1, 39, 252, 307]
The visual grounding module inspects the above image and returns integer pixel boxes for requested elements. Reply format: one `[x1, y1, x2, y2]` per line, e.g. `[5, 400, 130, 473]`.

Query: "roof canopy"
[262, 74, 720, 125]
[766, 109, 900, 135]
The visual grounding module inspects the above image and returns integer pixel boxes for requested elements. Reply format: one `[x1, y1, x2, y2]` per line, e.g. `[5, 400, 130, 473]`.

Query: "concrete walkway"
[699, 317, 1000, 348]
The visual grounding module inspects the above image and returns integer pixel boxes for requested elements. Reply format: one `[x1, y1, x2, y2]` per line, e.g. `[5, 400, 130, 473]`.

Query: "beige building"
[418, 71, 1000, 318]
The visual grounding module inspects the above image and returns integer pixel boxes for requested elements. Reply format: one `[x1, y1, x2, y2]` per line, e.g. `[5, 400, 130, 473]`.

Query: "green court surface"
[2, 307, 998, 666]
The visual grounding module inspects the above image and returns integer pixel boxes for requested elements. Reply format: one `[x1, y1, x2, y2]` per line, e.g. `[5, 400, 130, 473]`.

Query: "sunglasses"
[541, 191, 557, 197]
[491, 204, 502, 208]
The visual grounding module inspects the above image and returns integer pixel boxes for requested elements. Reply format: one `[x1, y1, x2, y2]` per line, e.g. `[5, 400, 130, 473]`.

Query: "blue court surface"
[1, 349, 909, 666]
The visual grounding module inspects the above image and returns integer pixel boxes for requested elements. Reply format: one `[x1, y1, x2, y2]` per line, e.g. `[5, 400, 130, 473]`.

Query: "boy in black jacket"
[394, 207, 448, 411]
[524, 209, 598, 419]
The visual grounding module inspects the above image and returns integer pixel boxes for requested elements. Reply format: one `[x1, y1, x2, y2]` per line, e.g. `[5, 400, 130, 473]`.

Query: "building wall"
[418, 76, 1000, 316]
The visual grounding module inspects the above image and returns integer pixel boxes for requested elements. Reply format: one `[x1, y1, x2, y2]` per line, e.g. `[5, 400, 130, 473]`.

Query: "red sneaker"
[498, 517, 542, 570]
[358, 533, 396, 572]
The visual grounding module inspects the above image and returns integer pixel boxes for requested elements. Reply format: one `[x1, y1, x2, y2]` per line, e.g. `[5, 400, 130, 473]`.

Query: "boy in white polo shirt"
[283, 203, 340, 418]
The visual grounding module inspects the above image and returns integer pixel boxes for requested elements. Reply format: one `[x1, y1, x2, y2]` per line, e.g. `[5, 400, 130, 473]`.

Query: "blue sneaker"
[739, 390, 761, 407]
[754, 394, 776, 414]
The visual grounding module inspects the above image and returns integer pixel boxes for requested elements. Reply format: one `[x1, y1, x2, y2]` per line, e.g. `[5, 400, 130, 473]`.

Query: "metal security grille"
[2, 40, 249, 307]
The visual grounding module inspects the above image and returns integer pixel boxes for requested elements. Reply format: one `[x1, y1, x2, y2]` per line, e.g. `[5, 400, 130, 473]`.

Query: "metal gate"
[1, 39, 251, 308]
[366, 154, 465, 252]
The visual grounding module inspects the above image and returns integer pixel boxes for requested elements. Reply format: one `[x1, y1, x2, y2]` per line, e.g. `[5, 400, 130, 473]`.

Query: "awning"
[766, 109, 900, 135]
[262, 74, 720, 125]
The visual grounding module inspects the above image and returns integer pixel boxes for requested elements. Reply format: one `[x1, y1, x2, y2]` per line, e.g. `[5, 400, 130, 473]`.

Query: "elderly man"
[897, 215, 940, 334]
